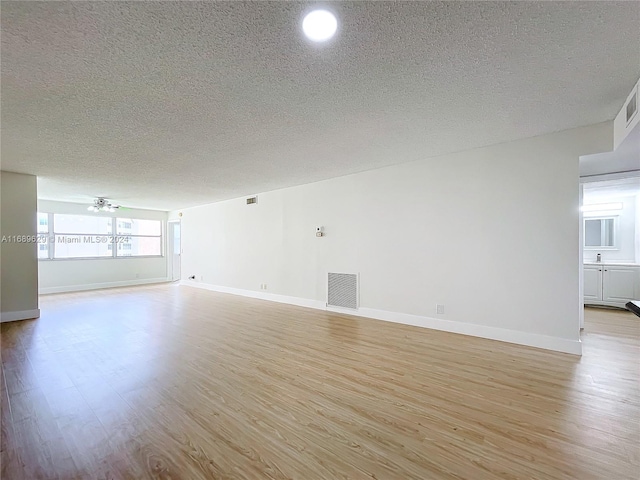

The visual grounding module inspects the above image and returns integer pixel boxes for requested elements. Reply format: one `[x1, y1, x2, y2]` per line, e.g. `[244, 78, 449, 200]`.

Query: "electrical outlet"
[436, 304, 445, 315]
[200, 275, 203, 281]
[135, 273, 140, 279]
[264, 284, 267, 290]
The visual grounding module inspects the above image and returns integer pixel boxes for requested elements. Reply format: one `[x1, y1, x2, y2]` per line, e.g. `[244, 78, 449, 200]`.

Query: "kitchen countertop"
[584, 262, 640, 267]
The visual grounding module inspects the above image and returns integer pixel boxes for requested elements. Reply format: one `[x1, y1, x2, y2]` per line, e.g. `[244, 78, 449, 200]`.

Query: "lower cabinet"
[584, 265, 604, 302]
[584, 264, 640, 308]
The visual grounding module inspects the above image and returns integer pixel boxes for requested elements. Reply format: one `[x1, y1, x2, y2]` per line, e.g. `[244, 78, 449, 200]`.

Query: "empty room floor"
[1, 285, 638, 479]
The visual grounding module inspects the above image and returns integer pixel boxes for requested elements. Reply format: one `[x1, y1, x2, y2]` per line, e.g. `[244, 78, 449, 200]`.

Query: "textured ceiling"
[2, 1, 639, 211]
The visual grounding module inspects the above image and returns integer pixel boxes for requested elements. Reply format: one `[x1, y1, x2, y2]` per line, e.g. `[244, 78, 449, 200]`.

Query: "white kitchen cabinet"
[584, 265, 603, 302]
[584, 263, 640, 308]
[603, 266, 640, 304]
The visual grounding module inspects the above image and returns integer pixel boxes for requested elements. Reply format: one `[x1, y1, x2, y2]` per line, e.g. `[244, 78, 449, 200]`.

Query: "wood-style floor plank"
[1, 284, 639, 479]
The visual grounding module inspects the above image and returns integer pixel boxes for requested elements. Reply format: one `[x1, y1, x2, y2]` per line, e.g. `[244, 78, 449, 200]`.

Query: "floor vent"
[327, 273, 358, 310]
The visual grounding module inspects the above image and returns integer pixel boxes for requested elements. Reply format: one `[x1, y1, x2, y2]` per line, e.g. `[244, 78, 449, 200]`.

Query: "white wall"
[1, 171, 40, 322]
[179, 123, 611, 355]
[637, 194, 640, 262]
[583, 195, 637, 264]
[38, 200, 169, 293]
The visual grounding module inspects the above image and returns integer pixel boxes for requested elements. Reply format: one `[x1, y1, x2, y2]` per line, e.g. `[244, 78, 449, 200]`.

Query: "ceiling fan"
[87, 197, 120, 213]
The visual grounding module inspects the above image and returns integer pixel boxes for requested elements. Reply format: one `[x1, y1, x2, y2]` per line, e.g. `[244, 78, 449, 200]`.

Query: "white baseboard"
[180, 280, 325, 310]
[39, 277, 171, 295]
[181, 281, 582, 355]
[1, 308, 40, 323]
[356, 307, 582, 355]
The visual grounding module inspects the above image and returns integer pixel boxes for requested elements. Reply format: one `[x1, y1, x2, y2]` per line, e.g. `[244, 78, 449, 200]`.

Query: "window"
[37, 213, 163, 259]
[37, 213, 49, 231]
[584, 217, 618, 249]
[52, 214, 113, 258]
[37, 213, 52, 258]
[116, 218, 162, 256]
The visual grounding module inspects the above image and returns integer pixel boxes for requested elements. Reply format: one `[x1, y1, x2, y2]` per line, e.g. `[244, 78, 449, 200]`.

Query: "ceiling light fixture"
[581, 202, 623, 212]
[302, 9, 337, 42]
[88, 197, 119, 213]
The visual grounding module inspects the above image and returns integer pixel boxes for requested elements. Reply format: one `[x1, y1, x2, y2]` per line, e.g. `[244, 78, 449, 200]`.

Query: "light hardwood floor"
[1, 284, 639, 479]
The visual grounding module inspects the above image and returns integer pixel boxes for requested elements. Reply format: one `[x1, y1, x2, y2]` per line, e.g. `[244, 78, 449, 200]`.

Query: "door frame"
[167, 220, 181, 281]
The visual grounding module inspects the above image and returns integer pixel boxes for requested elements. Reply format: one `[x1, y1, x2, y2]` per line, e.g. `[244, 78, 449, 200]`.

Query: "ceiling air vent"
[246, 196, 257, 205]
[626, 91, 637, 125]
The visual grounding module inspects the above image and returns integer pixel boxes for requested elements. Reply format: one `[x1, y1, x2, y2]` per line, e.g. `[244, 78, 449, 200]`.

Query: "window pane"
[116, 236, 161, 257]
[117, 218, 160, 236]
[38, 242, 49, 259]
[54, 214, 112, 234]
[53, 235, 112, 258]
[585, 219, 602, 247]
[173, 225, 180, 255]
[603, 218, 614, 246]
[37, 212, 49, 233]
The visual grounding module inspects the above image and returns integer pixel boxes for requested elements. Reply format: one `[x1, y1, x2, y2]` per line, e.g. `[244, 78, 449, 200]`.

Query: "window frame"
[583, 215, 619, 251]
[38, 212, 164, 261]
[114, 217, 163, 258]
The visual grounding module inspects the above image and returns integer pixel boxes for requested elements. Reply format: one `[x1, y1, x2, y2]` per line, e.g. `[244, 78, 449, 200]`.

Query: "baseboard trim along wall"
[181, 281, 583, 355]
[183, 281, 326, 310]
[1, 308, 41, 323]
[39, 278, 172, 295]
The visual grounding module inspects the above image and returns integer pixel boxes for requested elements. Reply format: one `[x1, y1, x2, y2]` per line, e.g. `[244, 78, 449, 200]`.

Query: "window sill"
[38, 255, 165, 261]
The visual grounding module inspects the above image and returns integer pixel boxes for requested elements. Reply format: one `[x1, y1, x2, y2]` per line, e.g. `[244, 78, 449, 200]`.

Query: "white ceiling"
[583, 176, 640, 202]
[2, 1, 639, 211]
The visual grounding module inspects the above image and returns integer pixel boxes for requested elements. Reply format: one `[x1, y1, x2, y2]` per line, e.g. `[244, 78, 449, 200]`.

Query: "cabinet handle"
[604, 269, 607, 272]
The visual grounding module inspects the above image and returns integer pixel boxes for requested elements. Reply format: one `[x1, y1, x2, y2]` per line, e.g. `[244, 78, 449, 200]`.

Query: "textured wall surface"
[1, 1, 638, 209]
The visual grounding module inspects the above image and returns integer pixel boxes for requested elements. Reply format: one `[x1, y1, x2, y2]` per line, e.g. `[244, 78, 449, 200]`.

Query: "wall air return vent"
[327, 273, 358, 310]
[246, 196, 257, 205]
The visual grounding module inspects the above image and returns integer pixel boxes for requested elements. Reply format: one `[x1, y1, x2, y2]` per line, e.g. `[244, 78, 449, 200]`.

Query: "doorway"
[168, 221, 181, 281]
[578, 120, 640, 334]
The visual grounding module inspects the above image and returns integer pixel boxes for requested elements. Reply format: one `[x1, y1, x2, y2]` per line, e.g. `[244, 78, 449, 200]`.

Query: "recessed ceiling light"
[302, 10, 337, 42]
